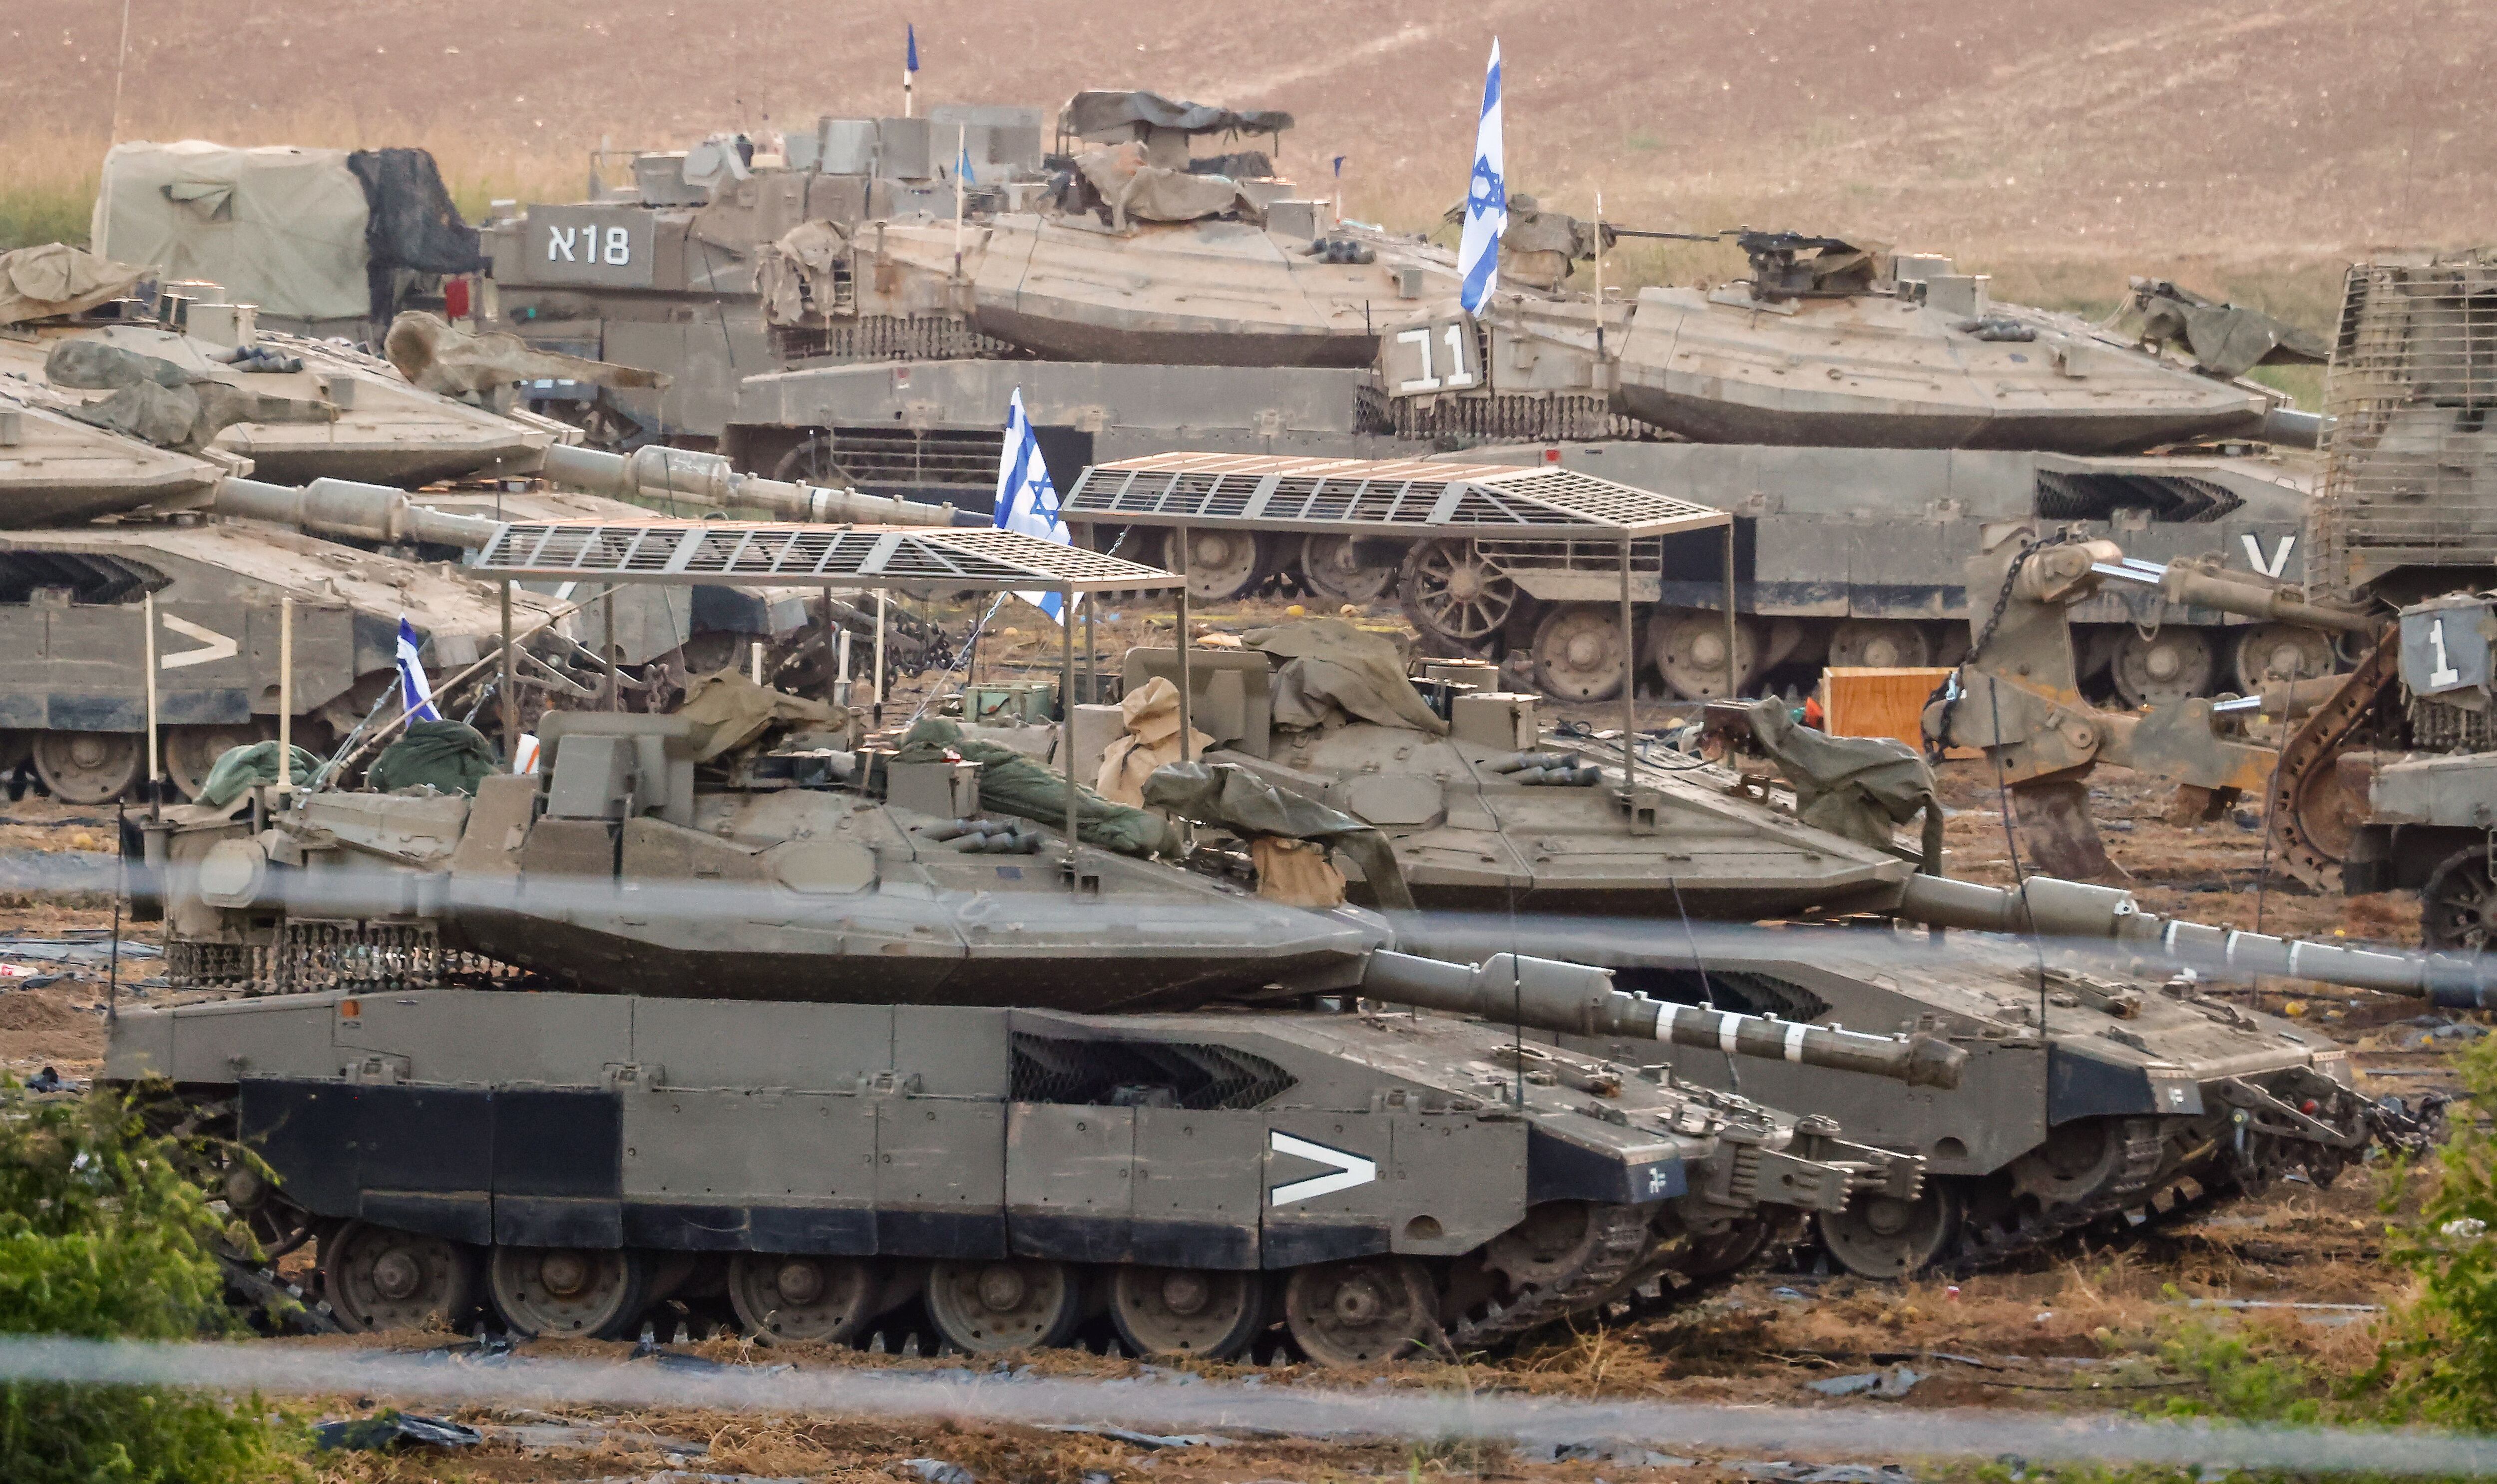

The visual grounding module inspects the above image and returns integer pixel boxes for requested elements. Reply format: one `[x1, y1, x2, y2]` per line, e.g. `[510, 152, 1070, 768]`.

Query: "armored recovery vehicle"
[110, 533, 1939, 1361]
[1115, 620, 2475, 1276]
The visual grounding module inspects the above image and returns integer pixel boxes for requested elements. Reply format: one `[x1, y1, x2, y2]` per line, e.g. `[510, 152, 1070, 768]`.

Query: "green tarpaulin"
[896, 718, 1174, 857]
[368, 720, 498, 796]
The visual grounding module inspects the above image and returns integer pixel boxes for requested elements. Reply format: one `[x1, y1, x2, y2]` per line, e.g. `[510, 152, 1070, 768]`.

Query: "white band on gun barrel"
[1719, 1011, 1741, 1055]
[1784, 1021, 1808, 1063]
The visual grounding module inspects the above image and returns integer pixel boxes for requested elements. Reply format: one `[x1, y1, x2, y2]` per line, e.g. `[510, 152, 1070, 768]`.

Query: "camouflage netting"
[197, 742, 327, 810]
[1062, 90, 1292, 140]
[898, 718, 1173, 856]
[368, 720, 498, 796]
[1143, 760, 1414, 910]
[46, 339, 333, 451]
[1247, 619, 1446, 735]
[346, 147, 487, 322]
[384, 312, 667, 399]
[1746, 699, 1942, 868]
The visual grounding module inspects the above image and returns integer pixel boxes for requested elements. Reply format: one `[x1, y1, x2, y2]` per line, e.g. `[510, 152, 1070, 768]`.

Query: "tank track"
[1942, 1118, 2166, 1275]
[1449, 1202, 1656, 1349]
[2264, 632, 2398, 894]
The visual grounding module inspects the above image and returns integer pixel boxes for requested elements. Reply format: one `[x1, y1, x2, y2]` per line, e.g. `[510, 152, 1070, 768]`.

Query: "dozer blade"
[2009, 776, 2119, 881]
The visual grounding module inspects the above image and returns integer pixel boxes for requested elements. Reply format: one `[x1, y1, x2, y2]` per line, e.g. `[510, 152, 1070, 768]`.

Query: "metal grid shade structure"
[2315, 256, 2497, 601]
[1062, 453, 1729, 539]
[471, 520, 1182, 593]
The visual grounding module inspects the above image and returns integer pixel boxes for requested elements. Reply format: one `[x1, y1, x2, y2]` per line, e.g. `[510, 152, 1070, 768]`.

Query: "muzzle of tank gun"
[211, 476, 501, 550]
[540, 444, 968, 527]
[2086, 555, 2377, 635]
[1356, 949, 1969, 1089]
[1896, 872, 2497, 1007]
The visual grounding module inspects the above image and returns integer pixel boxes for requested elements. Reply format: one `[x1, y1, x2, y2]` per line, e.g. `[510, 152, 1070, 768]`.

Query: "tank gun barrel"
[1357, 950, 1968, 1088]
[2090, 556, 2376, 635]
[1896, 874, 2497, 1008]
[210, 475, 502, 550]
[540, 444, 966, 528]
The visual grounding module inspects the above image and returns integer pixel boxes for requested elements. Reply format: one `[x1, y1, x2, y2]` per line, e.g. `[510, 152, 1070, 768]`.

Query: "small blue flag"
[906, 23, 919, 75]
[395, 616, 440, 722]
[1332, 154, 1345, 179]
[992, 388, 1073, 624]
[1456, 38, 1507, 315]
[956, 136, 976, 186]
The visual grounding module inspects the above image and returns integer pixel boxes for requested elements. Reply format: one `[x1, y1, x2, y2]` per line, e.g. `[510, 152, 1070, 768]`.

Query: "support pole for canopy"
[499, 580, 516, 762]
[1061, 581, 1078, 881]
[1722, 524, 1739, 700]
[141, 593, 160, 805]
[1619, 533, 1636, 808]
[276, 596, 293, 801]
[603, 589, 619, 711]
[823, 588, 839, 707]
[873, 591, 888, 720]
[1174, 524, 1193, 763]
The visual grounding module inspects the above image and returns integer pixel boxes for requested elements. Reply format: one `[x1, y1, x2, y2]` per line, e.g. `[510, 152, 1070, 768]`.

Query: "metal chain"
[1924, 529, 2081, 761]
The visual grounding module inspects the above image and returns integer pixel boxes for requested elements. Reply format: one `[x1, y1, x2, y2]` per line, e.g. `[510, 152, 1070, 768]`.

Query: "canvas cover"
[1746, 699, 1942, 866]
[0, 245, 147, 326]
[1248, 620, 1447, 736]
[367, 721, 498, 796]
[2124, 278, 2331, 378]
[899, 718, 1173, 856]
[92, 141, 371, 321]
[1143, 759, 1414, 910]
[1063, 91, 1292, 140]
[1073, 144, 1254, 228]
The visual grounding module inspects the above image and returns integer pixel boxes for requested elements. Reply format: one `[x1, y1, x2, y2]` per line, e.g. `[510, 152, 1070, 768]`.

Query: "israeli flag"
[395, 616, 440, 722]
[1456, 38, 1507, 315]
[992, 387, 1073, 624]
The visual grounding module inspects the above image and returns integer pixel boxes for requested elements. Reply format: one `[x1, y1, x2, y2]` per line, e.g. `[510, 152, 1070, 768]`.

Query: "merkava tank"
[108, 536, 1939, 1362]
[1108, 618, 2477, 1276]
[1600, 234, 2327, 454]
[0, 390, 577, 801]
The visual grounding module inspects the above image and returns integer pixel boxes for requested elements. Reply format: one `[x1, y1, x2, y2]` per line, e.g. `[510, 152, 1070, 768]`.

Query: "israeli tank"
[1605, 235, 2324, 455]
[1117, 624, 2469, 1277]
[0, 301, 565, 488]
[110, 699, 1939, 1359]
[0, 397, 567, 801]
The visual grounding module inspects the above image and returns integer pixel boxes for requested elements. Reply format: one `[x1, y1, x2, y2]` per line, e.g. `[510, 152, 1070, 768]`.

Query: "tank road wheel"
[1398, 540, 1516, 656]
[1282, 1257, 1437, 1367]
[1298, 534, 1397, 606]
[1530, 605, 1632, 703]
[164, 725, 267, 802]
[321, 1221, 478, 1334]
[487, 1246, 650, 1339]
[1165, 529, 1269, 603]
[1108, 1266, 1269, 1360]
[1827, 619, 1933, 671]
[2422, 849, 2497, 954]
[924, 1259, 1084, 1353]
[727, 1253, 882, 1344]
[1650, 610, 1760, 701]
[1816, 1184, 1963, 1278]
[31, 732, 142, 804]
[2108, 627, 2216, 709]
[2008, 1118, 2155, 1213]
[2231, 623, 2335, 693]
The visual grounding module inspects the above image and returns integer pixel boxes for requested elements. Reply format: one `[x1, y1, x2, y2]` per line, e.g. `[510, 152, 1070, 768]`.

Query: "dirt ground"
[4, 605, 2476, 1481]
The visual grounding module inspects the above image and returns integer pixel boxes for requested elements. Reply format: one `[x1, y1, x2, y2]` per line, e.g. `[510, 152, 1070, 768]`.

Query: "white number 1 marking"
[1395, 326, 1440, 393]
[1440, 322, 1476, 389]
[2429, 617, 2462, 688]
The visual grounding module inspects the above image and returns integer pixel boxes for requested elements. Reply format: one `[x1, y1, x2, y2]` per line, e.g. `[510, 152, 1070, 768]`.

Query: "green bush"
[0, 1082, 300, 1482]
[2373, 1035, 2497, 1429]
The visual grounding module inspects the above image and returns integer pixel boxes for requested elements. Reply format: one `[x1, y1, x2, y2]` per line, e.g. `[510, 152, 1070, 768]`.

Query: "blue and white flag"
[955, 135, 976, 186]
[992, 388, 1073, 624]
[1456, 38, 1507, 315]
[905, 24, 919, 83]
[395, 616, 440, 722]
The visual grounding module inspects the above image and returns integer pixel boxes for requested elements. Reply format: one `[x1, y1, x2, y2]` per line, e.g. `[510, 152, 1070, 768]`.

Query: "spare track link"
[2267, 632, 2398, 893]
[1451, 1202, 1656, 1350]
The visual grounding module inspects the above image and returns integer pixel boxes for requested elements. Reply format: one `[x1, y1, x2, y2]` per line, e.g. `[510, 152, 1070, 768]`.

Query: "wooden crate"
[1818, 666, 1960, 752]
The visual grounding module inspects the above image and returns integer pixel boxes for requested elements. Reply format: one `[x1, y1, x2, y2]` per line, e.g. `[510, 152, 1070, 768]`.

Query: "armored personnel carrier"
[111, 541, 1938, 1360]
[1115, 622, 2471, 1275]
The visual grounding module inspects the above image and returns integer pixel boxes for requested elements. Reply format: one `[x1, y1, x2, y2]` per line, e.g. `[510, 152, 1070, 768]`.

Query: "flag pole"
[903, 24, 916, 118]
[953, 123, 967, 269]
[1594, 187, 1606, 367]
